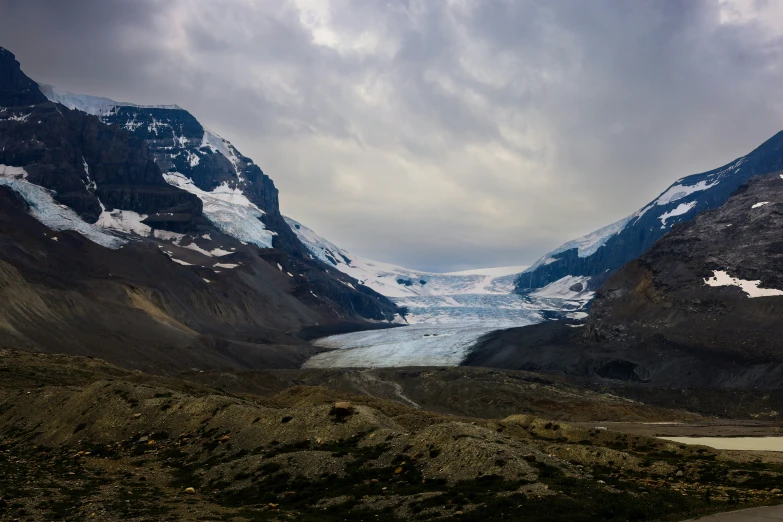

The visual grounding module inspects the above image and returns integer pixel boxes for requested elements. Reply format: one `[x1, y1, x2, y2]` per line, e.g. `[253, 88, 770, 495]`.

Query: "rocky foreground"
[0, 350, 782, 521]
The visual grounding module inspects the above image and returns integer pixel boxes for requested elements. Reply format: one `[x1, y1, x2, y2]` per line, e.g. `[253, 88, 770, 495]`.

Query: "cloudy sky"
[2, 0, 783, 271]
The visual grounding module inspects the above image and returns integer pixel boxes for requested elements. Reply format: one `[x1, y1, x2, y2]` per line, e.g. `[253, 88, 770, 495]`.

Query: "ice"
[524, 216, 631, 272]
[0, 178, 125, 249]
[304, 323, 531, 368]
[153, 230, 185, 242]
[530, 275, 593, 300]
[96, 206, 151, 236]
[659, 201, 696, 227]
[285, 216, 528, 298]
[704, 270, 783, 298]
[0, 164, 27, 179]
[656, 180, 719, 206]
[164, 173, 275, 248]
[200, 129, 240, 173]
[39, 84, 182, 116]
[444, 266, 529, 277]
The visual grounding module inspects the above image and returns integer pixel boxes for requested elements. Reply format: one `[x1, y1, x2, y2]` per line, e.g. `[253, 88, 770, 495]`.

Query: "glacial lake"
[661, 437, 783, 451]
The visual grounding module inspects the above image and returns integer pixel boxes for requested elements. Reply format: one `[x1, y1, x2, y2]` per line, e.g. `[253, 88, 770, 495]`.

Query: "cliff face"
[0, 48, 48, 106]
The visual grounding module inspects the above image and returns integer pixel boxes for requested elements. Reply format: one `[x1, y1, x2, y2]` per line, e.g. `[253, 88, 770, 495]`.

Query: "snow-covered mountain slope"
[516, 131, 783, 293]
[285, 216, 527, 298]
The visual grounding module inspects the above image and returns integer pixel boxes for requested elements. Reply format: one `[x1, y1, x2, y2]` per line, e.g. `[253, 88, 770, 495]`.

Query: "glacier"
[288, 216, 593, 368]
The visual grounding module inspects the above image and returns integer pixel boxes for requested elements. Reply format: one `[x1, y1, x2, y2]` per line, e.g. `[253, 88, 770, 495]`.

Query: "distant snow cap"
[443, 266, 529, 277]
[704, 270, 783, 298]
[38, 84, 182, 116]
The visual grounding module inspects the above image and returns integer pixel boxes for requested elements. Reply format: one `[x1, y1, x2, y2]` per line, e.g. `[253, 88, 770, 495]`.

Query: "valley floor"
[2, 349, 783, 521]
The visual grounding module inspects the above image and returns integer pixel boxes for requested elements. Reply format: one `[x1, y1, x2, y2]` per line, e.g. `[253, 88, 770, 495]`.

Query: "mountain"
[285, 216, 528, 297]
[515, 132, 783, 293]
[466, 169, 783, 391]
[0, 46, 400, 372]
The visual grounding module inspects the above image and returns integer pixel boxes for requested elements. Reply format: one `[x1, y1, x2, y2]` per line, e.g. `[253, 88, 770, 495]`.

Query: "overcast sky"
[2, 0, 783, 272]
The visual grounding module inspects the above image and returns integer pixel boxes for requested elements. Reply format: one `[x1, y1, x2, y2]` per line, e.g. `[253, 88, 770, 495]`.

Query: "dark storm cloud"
[2, 0, 782, 272]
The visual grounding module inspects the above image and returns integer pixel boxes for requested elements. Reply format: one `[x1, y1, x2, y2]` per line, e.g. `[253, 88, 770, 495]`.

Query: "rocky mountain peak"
[0, 47, 48, 107]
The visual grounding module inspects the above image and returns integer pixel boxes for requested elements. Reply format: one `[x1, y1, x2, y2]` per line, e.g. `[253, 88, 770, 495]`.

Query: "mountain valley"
[2, 34, 783, 522]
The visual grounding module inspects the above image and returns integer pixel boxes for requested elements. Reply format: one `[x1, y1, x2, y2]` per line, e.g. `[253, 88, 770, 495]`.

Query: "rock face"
[467, 171, 783, 390]
[37, 79, 401, 322]
[515, 132, 783, 293]
[0, 46, 401, 372]
[41, 83, 285, 249]
[0, 48, 47, 106]
[586, 170, 783, 364]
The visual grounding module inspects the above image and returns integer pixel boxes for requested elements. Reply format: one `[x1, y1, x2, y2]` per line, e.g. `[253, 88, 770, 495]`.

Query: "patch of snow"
[182, 242, 213, 257]
[659, 201, 696, 227]
[214, 263, 239, 269]
[752, 202, 770, 209]
[203, 278, 211, 283]
[200, 129, 240, 174]
[5, 112, 30, 122]
[153, 230, 185, 242]
[201, 233, 212, 240]
[170, 258, 192, 266]
[277, 263, 283, 271]
[287, 272, 294, 277]
[81, 157, 96, 191]
[96, 206, 151, 236]
[656, 179, 719, 206]
[704, 270, 783, 298]
[531, 275, 593, 300]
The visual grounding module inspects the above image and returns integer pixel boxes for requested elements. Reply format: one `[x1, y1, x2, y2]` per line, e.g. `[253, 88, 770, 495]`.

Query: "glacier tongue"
[0, 177, 126, 249]
[287, 216, 592, 368]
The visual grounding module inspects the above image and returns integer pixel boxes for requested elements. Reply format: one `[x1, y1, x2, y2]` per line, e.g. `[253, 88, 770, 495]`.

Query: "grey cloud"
[2, 0, 783, 272]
